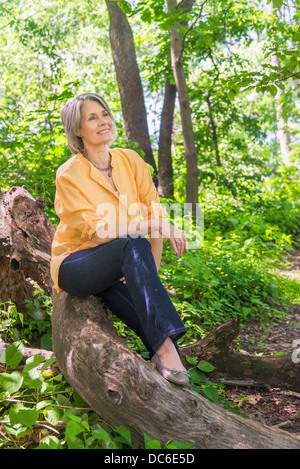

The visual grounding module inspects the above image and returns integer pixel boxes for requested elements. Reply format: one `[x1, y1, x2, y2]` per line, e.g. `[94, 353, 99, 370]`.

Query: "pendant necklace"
[88, 152, 112, 177]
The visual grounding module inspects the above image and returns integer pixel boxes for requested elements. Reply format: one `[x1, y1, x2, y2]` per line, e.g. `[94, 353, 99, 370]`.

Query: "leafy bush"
[160, 164, 300, 343]
[0, 341, 194, 449]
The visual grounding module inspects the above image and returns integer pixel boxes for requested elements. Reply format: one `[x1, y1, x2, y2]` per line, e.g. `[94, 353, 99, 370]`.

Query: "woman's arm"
[92, 219, 188, 258]
[91, 218, 160, 244]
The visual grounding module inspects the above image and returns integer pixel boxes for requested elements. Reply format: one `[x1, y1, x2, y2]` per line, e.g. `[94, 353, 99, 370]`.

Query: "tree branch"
[177, 0, 210, 64]
[239, 70, 300, 94]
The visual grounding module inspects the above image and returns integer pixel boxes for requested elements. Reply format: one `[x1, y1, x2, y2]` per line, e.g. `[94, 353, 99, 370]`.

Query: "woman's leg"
[58, 235, 187, 359]
[97, 278, 183, 365]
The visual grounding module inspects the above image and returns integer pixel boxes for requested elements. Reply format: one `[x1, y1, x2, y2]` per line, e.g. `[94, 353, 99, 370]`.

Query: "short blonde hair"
[61, 93, 117, 154]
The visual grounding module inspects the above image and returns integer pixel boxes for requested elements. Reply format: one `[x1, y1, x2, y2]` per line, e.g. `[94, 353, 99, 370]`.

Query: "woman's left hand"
[120, 276, 127, 284]
[158, 220, 189, 257]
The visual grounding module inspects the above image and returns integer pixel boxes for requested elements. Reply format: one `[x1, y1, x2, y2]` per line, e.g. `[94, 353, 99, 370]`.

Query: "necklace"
[87, 152, 112, 177]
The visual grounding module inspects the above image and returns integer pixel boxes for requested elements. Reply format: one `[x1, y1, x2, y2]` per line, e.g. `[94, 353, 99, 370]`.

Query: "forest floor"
[224, 248, 300, 435]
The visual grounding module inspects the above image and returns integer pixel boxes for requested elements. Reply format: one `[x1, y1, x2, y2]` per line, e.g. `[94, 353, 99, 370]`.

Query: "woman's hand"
[158, 220, 189, 257]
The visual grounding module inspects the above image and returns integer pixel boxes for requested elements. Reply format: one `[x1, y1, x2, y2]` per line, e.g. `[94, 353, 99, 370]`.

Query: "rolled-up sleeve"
[136, 158, 166, 220]
[55, 174, 106, 240]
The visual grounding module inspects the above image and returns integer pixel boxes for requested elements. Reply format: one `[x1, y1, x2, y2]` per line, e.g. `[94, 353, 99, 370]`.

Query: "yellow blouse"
[50, 148, 165, 292]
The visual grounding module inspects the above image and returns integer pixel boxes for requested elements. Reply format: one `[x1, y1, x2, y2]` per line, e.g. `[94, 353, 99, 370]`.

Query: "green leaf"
[56, 394, 72, 408]
[201, 385, 220, 404]
[40, 355, 56, 373]
[197, 361, 216, 372]
[45, 408, 60, 426]
[185, 356, 198, 366]
[0, 341, 24, 368]
[65, 420, 85, 438]
[3, 422, 29, 438]
[92, 428, 112, 443]
[36, 400, 52, 411]
[25, 354, 46, 368]
[144, 432, 162, 449]
[272, 0, 283, 8]
[40, 332, 52, 350]
[188, 368, 207, 383]
[72, 391, 89, 408]
[10, 404, 39, 429]
[166, 440, 194, 449]
[117, 0, 132, 14]
[0, 371, 23, 393]
[18, 408, 39, 429]
[37, 435, 64, 449]
[22, 361, 44, 390]
[116, 425, 132, 447]
[65, 434, 85, 449]
[269, 85, 278, 96]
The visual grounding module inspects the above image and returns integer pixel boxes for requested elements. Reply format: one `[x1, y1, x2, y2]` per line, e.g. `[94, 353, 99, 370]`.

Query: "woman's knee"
[122, 234, 151, 249]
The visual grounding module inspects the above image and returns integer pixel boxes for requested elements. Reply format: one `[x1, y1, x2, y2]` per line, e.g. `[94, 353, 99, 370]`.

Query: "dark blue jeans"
[58, 235, 187, 356]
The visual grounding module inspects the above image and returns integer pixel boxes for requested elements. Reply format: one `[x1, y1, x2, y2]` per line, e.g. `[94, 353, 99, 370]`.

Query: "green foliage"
[186, 356, 241, 414]
[24, 289, 53, 350]
[0, 301, 24, 343]
[1, 289, 53, 350]
[0, 341, 193, 449]
[1, 0, 300, 449]
[160, 163, 300, 343]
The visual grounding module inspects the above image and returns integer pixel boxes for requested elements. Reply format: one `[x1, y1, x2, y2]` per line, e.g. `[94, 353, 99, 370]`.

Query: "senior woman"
[50, 92, 189, 386]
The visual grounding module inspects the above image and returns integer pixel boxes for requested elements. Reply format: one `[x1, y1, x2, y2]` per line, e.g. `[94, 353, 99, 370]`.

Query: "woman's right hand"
[158, 220, 189, 257]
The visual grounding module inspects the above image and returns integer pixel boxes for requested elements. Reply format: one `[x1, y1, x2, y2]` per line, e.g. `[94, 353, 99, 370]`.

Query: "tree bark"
[167, 0, 199, 212]
[0, 186, 55, 311]
[269, 2, 292, 166]
[105, 0, 157, 173]
[158, 79, 176, 198]
[51, 292, 300, 449]
[206, 92, 221, 167]
[181, 319, 300, 392]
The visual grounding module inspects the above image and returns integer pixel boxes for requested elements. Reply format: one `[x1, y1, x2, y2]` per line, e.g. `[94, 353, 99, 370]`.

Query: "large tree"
[269, 1, 292, 166]
[167, 0, 199, 213]
[157, 79, 176, 198]
[105, 0, 157, 173]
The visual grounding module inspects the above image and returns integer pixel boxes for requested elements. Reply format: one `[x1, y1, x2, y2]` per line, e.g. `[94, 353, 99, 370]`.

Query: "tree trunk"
[105, 0, 157, 174]
[0, 186, 55, 311]
[206, 92, 221, 166]
[167, 0, 199, 212]
[51, 292, 300, 449]
[158, 79, 176, 198]
[269, 2, 292, 166]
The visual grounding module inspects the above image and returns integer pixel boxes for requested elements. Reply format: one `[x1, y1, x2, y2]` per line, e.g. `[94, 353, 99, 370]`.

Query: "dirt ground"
[224, 249, 300, 435]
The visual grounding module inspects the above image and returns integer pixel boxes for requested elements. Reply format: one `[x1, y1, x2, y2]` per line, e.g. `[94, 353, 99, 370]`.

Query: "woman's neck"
[83, 143, 110, 167]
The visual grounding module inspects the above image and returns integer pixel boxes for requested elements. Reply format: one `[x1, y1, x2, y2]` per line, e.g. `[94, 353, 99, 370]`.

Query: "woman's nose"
[99, 115, 108, 125]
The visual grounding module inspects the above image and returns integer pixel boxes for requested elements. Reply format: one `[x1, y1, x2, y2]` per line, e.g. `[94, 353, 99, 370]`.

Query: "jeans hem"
[151, 326, 187, 355]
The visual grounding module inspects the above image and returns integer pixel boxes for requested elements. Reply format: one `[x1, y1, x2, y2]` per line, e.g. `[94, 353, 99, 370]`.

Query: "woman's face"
[78, 100, 114, 148]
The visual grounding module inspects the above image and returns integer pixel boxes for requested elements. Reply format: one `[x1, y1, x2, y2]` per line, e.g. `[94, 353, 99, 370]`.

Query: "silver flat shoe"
[151, 353, 190, 387]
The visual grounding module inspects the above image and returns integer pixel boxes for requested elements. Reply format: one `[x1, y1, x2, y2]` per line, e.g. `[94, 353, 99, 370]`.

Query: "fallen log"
[52, 292, 300, 449]
[0, 186, 55, 311]
[180, 319, 300, 392]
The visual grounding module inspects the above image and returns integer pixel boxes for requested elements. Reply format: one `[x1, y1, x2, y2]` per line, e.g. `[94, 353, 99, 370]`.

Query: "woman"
[50, 92, 190, 386]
